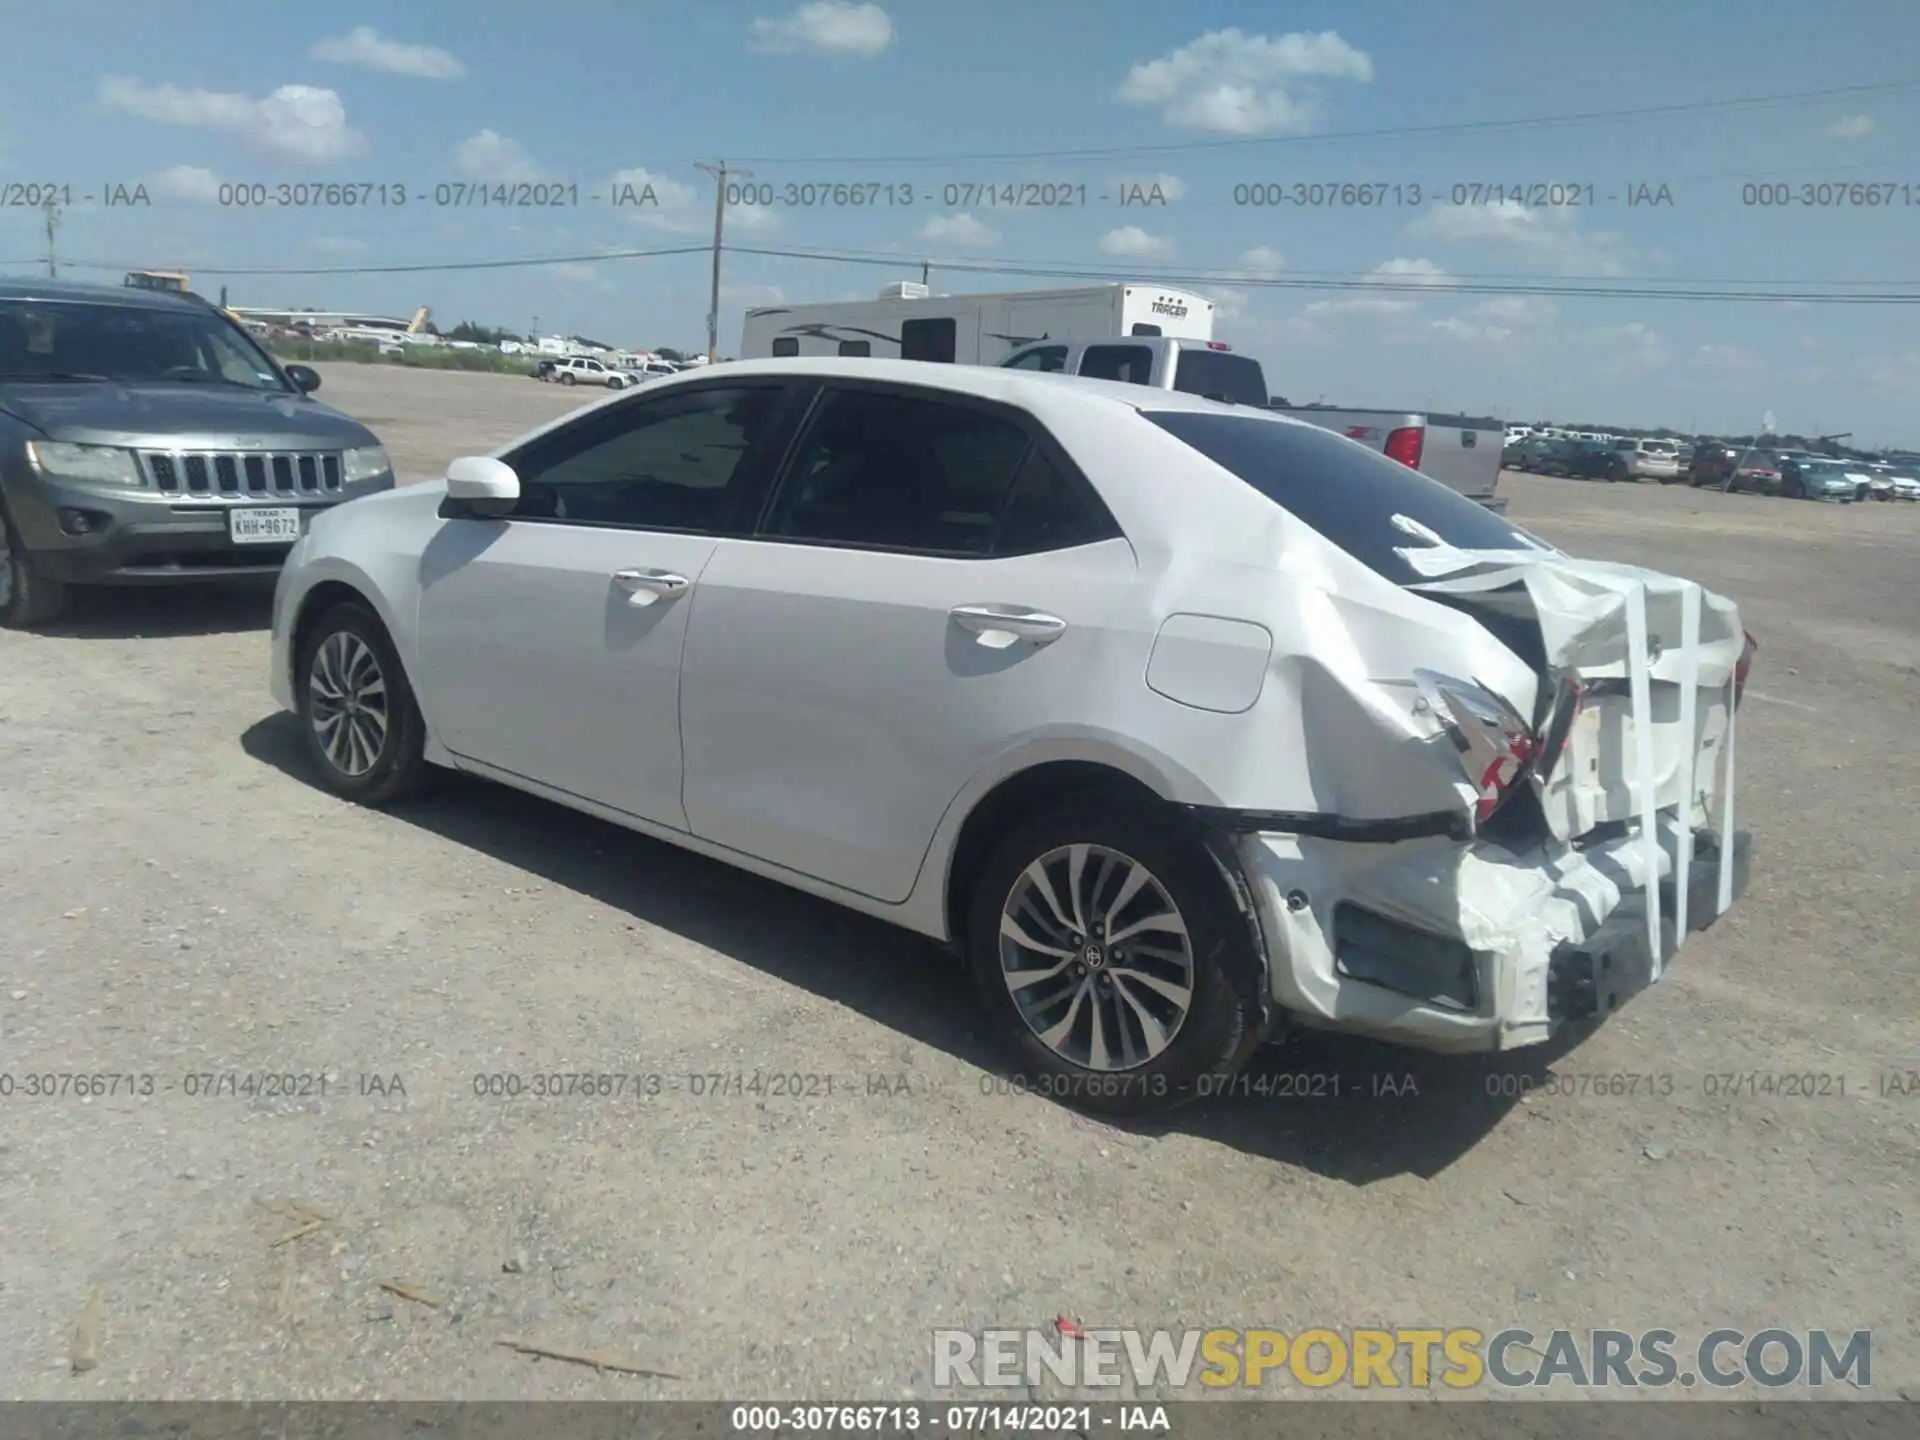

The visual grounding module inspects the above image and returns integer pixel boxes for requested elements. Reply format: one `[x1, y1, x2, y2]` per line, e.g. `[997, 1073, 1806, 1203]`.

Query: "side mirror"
[440, 456, 519, 520]
[284, 363, 321, 394]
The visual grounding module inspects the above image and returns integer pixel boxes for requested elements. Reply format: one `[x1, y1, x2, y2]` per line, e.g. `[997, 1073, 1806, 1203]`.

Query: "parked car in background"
[1688, 444, 1739, 487]
[1841, 460, 1892, 502]
[1719, 449, 1784, 494]
[267, 358, 1754, 1115]
[544, 356, 640, 390]
[1618, 437, 1682, 482]
[1540, 438, 1628, 481]
[1877, 463, 1920, 501]
[1778, 457, 1862, 502]
[0, 276, 394, 628]
[1268, 405, 1507, 509]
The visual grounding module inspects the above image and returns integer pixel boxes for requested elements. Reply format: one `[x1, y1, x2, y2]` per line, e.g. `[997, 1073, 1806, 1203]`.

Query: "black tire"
[965, 797, 1261, 1116]
[294, 601, 431, 805]
[560, 372, 576, 386]
[0, 507, 72, 629]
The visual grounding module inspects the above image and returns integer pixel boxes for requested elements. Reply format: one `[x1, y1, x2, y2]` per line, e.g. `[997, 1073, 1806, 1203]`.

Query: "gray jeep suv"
[0, 277, 393, 627]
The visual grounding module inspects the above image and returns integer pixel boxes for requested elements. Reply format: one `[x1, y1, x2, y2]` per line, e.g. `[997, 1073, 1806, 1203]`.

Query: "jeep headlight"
[342, 444, 392, 484]
[24, 441, 144, 487]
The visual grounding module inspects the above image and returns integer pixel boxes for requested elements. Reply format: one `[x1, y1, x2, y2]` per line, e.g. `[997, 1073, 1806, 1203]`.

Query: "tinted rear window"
[1145, 411, 1546, 584]
[1170, 350, 1268, 407]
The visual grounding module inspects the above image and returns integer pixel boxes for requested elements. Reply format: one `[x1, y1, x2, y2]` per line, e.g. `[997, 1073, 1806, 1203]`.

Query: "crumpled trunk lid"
[1395, 532, 1747, 956]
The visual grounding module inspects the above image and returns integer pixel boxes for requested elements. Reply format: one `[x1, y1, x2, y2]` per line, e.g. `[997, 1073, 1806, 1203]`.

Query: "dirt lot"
[1, 362, 1915, 1401]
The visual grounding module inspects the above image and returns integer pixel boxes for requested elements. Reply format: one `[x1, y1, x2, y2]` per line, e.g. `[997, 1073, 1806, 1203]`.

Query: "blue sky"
[3, 0, 1917, 443]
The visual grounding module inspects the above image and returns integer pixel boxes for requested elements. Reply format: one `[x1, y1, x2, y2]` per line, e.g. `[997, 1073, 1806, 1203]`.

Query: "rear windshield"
[1145, 410, 1547, 585]
[1170, 350, 1268, 407]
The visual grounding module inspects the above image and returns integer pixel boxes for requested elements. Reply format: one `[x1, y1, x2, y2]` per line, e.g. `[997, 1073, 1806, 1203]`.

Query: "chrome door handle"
[612, 569, 690, 605]
[949, 604, 1068, 648]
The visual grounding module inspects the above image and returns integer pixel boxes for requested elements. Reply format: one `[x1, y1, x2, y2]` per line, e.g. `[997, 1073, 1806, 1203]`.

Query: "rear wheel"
[0, 508, 72, 629]
[295, 601, 431, 805]
[560, 372, 576, 386]
[966, 798, 1261, 1116]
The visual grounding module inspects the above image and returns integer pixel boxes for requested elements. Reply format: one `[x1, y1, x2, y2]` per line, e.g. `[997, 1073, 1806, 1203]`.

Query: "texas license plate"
[229, 507, 302, 544]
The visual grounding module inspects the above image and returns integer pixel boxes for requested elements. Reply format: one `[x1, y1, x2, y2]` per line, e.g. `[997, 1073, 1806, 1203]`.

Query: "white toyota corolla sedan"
[270, 358, 1755, 1114]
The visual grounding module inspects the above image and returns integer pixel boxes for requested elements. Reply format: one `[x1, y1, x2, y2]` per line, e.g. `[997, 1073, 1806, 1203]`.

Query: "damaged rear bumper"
[1228, 821, 1752, 1053]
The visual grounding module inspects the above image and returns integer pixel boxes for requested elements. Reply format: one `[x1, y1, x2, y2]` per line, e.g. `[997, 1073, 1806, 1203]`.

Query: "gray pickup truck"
[999, 336, 1271, 407]
[1270, 406, 1507, 510]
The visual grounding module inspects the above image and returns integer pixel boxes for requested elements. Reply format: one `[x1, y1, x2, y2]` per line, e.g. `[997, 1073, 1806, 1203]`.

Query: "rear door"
[679, 380, 1136, 902]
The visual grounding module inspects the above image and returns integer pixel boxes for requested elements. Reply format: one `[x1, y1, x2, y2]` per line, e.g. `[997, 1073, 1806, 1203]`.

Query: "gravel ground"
[1, 363, 1915, 1402]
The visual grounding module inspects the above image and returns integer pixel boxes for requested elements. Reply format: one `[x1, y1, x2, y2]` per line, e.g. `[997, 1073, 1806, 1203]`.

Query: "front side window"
[0, 298, 288, 390]
[508, 385, 784, 530]
[760, 387, 1032, 554]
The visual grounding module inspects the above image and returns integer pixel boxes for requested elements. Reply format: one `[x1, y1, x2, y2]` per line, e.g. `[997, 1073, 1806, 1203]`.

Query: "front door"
[414, 382, 795, 829]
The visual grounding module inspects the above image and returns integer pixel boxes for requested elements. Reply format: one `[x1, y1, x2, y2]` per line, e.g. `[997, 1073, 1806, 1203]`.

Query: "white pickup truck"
[999, 340, 1506, 511]
[998, 336, 1270, 408]
[1271, 406, 1508, 511]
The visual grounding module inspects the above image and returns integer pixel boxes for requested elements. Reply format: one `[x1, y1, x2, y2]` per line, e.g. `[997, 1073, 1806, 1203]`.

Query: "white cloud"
[1361, 256, 1456, 289]
[1098, 225, 1176, 260]
[99, 78, 364, 165]
[453, 131, 548, 183]
[1304, 258, 1453, 318]
[549, 262, 615, 291]
[1592, 321, 1668, 369]
[1117, 28, 1372, 135]
[310, 236, 370, 257]
[1112, 172, 1186, 203]
[612, 166, 782, 238]
[147, 164, 221, 202]
[310, 27, 465, 79]
[916, 212, 999, 248]
[748, 3, 893, 57]
[1473, 295, 1557, 326]
[1235, 245, 1285, 277]
[1827, 114, 1875, 140]
[1412, 200, 1630, 276]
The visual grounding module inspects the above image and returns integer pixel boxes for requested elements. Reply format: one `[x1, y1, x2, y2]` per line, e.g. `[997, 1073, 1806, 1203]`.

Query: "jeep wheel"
[966, 798, 1260, 1116]
[295, 602, 431, 805]
[0, 509, 72, 629]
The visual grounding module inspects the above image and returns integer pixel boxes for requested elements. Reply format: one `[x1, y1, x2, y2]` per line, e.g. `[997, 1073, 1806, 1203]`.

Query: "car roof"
[0, 275, 207, 313]
[691, 356, 1278, 421]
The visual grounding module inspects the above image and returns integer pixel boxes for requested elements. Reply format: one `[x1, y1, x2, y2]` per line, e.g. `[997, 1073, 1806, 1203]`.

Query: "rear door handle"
[612, 569, 690, 605]
[949, 604, 1068, 648]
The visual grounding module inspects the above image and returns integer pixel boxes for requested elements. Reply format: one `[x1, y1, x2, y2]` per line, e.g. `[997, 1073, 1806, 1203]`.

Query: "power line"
[720, 244, 1920, 304]
[729, 77, 1920, 165]
[13, 242, 1917, 304]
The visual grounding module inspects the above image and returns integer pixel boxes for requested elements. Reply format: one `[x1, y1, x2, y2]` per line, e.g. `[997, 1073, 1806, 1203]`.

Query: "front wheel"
[295, 601, 431, 805]
[559, 372, 576, 386]
[966, 798, 1262, 1116]
[0, 508, 71, 629]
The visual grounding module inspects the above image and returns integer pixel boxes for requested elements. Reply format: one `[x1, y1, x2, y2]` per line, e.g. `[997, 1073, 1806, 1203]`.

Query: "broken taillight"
[1414, 670, 1542, 827]
[1384, 425, 1425, 469]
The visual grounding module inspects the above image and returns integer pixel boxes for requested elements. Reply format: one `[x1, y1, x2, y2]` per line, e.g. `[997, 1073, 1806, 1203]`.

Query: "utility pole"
[695, 160, 750, 363]
[41, 197, 61, 277]
[921, 259, 930, 286]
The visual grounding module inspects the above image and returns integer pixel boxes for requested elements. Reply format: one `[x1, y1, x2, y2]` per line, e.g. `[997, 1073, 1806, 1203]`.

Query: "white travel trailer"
[740, 282, 1215, 365]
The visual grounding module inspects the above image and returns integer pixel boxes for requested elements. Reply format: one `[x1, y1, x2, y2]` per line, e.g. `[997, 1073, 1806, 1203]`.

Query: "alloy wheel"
[998, 843, 1196, 1071]
[308, 631, 390, 777]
